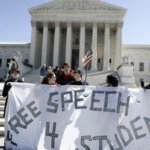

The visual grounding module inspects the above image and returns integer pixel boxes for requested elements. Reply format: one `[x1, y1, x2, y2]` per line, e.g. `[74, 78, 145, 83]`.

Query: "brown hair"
[41, 72, 55, 84]
[12, 58, 16, 61]
[41, 77, 49, 84]
[63, 62, 71, 68]
[12, 68, 20, 74]
[73, 69, 82, 78]
[46, 72, 55, 79]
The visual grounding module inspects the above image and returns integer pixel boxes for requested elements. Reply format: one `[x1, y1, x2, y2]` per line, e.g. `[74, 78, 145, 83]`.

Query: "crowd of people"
[40, 63, 89, 86]
[2, 60, 129, 119]
[2, 58, 150, 149]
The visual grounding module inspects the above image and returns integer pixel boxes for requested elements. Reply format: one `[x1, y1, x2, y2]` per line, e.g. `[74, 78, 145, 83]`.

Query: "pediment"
[29, 0, 127, 12]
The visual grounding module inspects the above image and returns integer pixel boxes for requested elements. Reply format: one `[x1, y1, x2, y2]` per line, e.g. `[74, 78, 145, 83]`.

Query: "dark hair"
[12, 58, 16, 61]
[46, 72, 55, 79]
[106, 74, 118, 87]
[73, 69, 82, 77]
[41, 72, 55, 84]
[41, 77, 49, 84]
[12, 68, 20, 74]
[63, 62, 71, 68]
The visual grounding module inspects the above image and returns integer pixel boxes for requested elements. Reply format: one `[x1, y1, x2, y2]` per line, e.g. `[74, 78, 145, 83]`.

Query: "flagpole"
[84, 65, 88, 86]
[82, 48, 93, 85]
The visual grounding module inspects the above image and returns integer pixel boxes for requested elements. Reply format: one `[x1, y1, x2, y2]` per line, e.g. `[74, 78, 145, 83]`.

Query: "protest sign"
[5, 83, 150, 150]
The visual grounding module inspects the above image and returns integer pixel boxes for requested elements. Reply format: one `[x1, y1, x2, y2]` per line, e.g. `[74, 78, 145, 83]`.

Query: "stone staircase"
[23, 69, 118, 85]
[0, 84, 4, 137]
[83, 70, 116, 86]
[23, 68, 41, 83]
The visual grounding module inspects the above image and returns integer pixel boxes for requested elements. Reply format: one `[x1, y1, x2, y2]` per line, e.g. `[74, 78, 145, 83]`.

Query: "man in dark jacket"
[56, 63, 74, 85]
[2, 68, 23, 117]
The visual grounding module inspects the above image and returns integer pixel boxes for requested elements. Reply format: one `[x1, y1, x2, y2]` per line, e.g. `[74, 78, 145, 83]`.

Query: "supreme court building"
[28, 0, 127, 70]
[1, 0, 150, 85]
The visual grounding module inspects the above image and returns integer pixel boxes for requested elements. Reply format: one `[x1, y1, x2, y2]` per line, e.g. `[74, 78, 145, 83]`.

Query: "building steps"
[0, 127, 4, 136]
[82, 70, 116, 86]
[0, 84, 5, 137]
[0, 118, 4, 126]
[0, 106, 4, 111]
[0, 101, 5, 106]
[0, 96, 5, 101]
[23, 69, 41, 83]
[0, 111, 4, 118]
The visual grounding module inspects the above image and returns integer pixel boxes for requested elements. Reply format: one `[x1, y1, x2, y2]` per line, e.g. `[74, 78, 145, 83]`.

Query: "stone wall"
[1, 43, 150, 86]
[122, 45, 150, 86]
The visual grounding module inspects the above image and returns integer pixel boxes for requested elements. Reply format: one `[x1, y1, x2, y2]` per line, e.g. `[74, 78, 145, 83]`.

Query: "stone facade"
[0, 42, 30, 76]
[0, 0, 150, 86]
[28, 0, 126, 70]
[122, 45, 150, 86]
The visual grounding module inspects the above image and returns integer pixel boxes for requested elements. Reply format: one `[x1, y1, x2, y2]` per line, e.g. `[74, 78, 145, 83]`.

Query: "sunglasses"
[73, 71, 78, 74]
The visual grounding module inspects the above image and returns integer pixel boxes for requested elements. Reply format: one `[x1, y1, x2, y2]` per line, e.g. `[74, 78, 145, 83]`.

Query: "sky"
[0, 0, 150, 45]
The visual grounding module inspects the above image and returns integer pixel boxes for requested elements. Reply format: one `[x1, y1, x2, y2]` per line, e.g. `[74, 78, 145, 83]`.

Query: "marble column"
[46, 29, 51, 65]
[113, 30, 117, 71]
[103, 23, 110, 71]
[79, 22, 85, 69]
[35, 30, 43, 68]
[30, 21, 37, 67]
[53, 22, 60, 67]
[116, 23, 123, 69]
[91, 22, 98, 71]
[65, 22, 72, 64]
[41, 22, 49, 66]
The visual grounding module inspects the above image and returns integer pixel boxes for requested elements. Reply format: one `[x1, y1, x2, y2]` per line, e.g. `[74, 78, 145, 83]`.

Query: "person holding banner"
[41, 72, 58, 85]
[56, 62, 74, 85]
[2, 68, 23, 118]
[143, 83, 150, 89]
[104, 74, 119, 87]
[7, 58, 19, 80]
[69, 69, 89, 85]
[140, 80, 145, 88]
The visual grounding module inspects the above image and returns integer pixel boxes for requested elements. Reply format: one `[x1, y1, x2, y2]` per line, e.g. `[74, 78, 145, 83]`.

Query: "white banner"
[4, 83, 150, 150]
